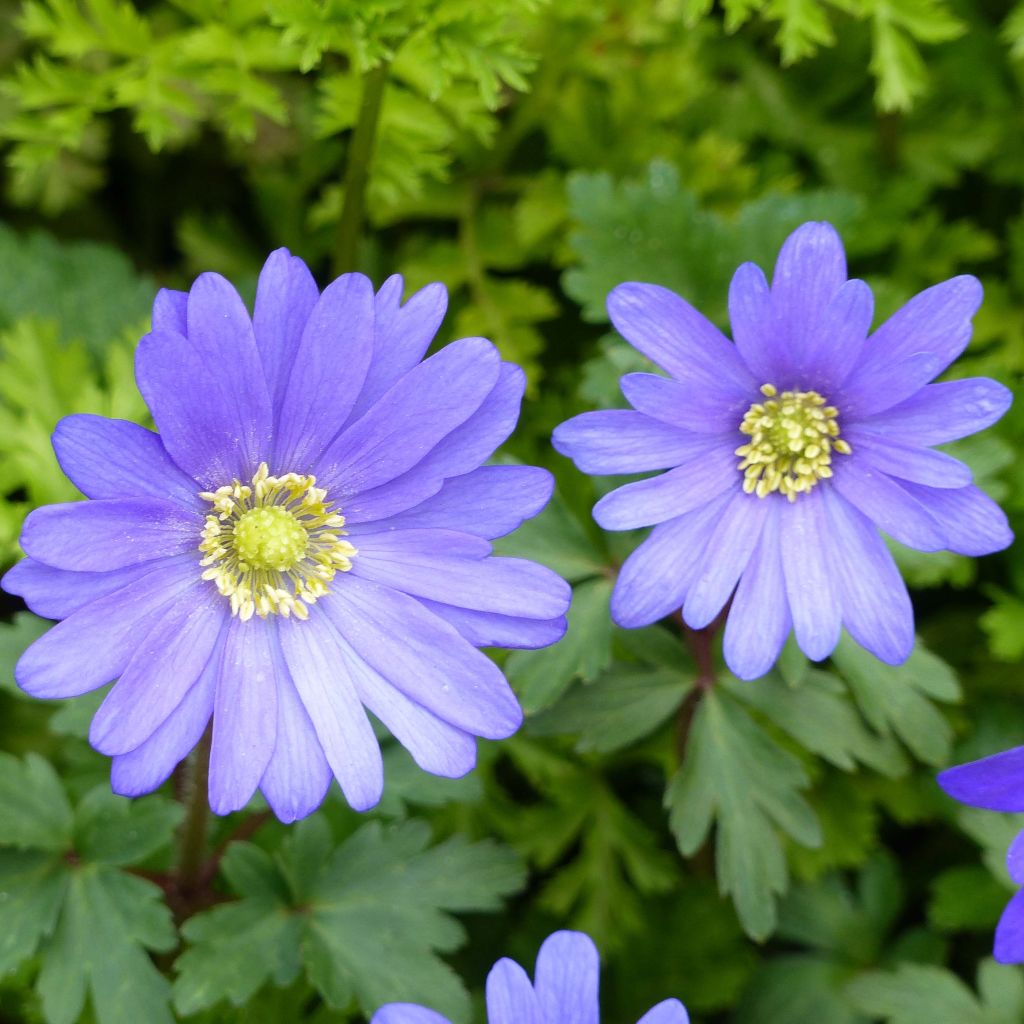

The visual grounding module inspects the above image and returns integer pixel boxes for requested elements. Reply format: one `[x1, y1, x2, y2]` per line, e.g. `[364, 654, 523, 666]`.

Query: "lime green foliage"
[173, 817, 524, 1021]
[2, 0, 538, 212]
[0, 227, 150, 561]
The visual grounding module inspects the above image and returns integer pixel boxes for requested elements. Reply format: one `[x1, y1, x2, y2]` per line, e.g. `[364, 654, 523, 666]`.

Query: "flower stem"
[334, 60, 389, 275]
[176, 727, 212, 897]
[673, 615, 721, 760]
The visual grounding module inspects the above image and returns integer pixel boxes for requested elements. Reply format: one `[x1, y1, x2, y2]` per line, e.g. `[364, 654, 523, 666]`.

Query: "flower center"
[735, 383, 851, 502]
[198, 463, 356, 621]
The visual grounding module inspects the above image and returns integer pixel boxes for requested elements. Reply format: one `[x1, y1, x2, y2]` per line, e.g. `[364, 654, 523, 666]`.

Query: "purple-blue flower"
[939, 750, 1024, 962]
[3, 249, 570, 822]
[553, 221, 1012, 680]
[371, 929, 689, 1024]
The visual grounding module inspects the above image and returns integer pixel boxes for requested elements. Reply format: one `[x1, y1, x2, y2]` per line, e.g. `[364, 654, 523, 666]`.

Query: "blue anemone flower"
[939, 750, 1024, 962]
[3, 249, 570, 821]
[371, 930, 689, 1024]
[553, 221, 1012, 680]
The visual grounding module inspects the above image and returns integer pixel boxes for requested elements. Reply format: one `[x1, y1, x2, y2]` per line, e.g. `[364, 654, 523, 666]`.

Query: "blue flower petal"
[860, 377, 1012, 445]
[554, 409, 710, 471]
[252, 247, 319, 410]
[769, 221, 848, 381]
[317, 337, 501, 497]
[208, 619, 278, 815]
[52, 414, 202, 509]
[89, 588, 225, 755]
[593, 442, 737, 531]
[847, 275, 983, 412]
[136, 274, 273, 486]
[352, 530, 570, 620]
[352, 276, 448, 420]
[258, 645, 333, 824]
[608, 283, 755, 399]
[111, 633, 220, 797]
[636, 999, 690, 1024]
[2, 556, 184, 621]
[14, 558, 200, 699]
[843, 430, 972, 489]
[486, 958, 543, 1024]
[729, 261, 780, 383]
[277, 614, 384, 812]
[376, 465, 553, 539]
[371, 1006, 453, 1024]
[1008, 830, 1024, 886]
[899, 482, 1013, 556]
[780, 488, 841, 662]
[938, 747, 1024, 812]
[611, 492, 731, 629]
[322, 576, 522, 740]
[831, 459, 946, 552]
[420, 601, 567, 650]
[800, 278, 873, 392]
[273, 271, 375, 469]
[683, 492, 769, 631]
[534, 931, 600, 1024]
[821, 487, 913, 665]
[996, 889, 1024, 964]
[352, 658, 477, 780]
[151, 287, 188, 333]
[723, 503, 790, 680]
[22, 497, 199, 571]
[620, 373, 744, 434]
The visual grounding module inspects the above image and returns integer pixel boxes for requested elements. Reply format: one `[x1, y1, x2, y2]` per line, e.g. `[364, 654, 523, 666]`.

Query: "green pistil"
[233, 506, 308, 571]
[736, 383, 852, 502]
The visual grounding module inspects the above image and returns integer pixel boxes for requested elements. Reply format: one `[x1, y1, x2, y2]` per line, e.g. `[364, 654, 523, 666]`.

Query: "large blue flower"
[939, 750, 1024, 962]
[3, 250, 570, 821]
[371, 930, 689, 1024]
[553, 222, 1012, 679]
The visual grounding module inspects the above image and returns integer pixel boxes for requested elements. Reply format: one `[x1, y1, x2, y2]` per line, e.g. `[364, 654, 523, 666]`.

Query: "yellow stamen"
[736, 385, 851, 502]
[198, 462, 356, 621]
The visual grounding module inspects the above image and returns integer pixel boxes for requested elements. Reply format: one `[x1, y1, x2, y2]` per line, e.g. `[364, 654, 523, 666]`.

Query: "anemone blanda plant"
[553, 221, 1012, 680]
[3, 250, 570, 822]
[371, 929, 689, 1024]
[938, 752, 1024, 961]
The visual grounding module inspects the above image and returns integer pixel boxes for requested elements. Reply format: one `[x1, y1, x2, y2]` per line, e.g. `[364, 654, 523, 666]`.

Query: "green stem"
[176, 728, 212, 897]
[334, 60, 390, 275]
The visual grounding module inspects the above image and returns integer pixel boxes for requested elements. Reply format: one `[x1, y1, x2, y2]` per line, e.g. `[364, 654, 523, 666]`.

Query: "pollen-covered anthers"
[198, 462, 357, 622]
[736, 383, 852, 502]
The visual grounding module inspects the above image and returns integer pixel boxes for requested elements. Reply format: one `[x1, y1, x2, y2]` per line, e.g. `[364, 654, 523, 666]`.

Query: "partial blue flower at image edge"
[371, 930, 689, 1024]
[939, 750, 1024, 963]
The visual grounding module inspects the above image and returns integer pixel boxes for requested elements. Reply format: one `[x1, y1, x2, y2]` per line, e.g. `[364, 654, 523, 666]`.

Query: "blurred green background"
[1, 1, 1024, 1022]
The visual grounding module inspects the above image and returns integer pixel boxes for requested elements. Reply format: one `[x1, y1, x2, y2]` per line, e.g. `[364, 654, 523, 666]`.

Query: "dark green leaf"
[529, 664, 690, 753]
[175, 819, 524, 1022]
[666, 689, 821, 939]
[831, 636, 960, 766]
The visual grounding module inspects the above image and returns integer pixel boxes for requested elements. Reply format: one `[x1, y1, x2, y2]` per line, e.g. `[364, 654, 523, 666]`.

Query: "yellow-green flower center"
[232, 506, 309, 570]
[198, 463, 356, 621]
[735, 384, 851, 502]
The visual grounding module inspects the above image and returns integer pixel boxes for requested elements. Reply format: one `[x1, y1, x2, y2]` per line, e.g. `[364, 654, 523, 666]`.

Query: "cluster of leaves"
[1, 0, 1024, 1020]
[0, 0, 539, 216]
